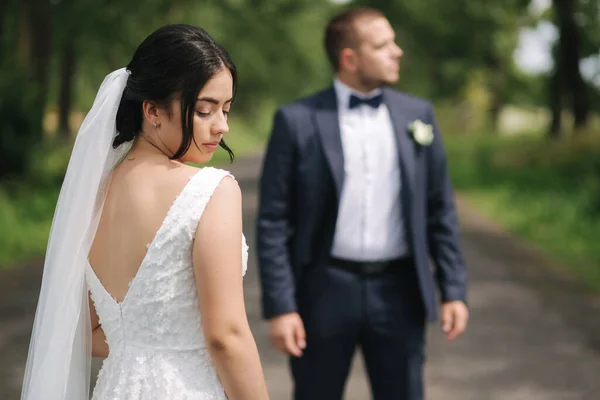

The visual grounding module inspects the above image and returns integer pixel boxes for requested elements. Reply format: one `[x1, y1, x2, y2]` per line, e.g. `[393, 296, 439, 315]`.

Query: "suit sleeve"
[256, 108, 298, 319]
[424, 103, 468, 304]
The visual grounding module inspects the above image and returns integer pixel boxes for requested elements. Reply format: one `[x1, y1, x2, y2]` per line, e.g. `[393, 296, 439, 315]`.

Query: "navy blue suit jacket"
[256, 86, 468, 322]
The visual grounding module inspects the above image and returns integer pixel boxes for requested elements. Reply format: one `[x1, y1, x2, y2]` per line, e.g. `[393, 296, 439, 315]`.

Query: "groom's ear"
[339, 48, 358, 73]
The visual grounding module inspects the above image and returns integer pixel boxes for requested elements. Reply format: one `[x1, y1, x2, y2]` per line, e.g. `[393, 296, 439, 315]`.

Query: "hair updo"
[114, 24, 236, 161]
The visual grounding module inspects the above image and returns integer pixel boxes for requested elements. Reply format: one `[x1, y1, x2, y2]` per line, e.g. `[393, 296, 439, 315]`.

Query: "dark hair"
[324, 7, 385, 71]
[115, 24, 237, 161]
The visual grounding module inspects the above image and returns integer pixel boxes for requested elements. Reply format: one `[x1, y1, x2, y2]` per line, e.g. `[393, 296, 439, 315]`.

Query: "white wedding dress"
[85, 167, 248, 400]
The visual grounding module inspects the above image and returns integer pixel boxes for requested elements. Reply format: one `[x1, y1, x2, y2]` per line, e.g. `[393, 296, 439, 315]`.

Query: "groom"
[256, 7, 469, 400]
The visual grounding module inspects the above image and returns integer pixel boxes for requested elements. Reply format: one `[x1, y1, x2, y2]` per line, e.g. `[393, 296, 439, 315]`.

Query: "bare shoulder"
[120, 162, 198, 193]
[195, 173, 242, 241]
[209, 174, 241, 208]
[171, 163, 204, 185]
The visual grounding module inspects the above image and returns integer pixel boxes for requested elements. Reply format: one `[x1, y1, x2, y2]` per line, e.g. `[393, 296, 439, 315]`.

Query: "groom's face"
[353, 17, 403, 86]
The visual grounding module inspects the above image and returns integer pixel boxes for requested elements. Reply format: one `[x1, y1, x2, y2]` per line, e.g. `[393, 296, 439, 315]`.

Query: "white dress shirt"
[330, 79, 407, 261]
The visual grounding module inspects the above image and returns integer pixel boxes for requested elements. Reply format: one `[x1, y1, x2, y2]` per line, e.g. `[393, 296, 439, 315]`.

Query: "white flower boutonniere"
[409, 120, 434, 146]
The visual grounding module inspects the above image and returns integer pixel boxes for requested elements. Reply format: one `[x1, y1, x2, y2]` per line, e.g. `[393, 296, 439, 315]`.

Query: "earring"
[153, 122, 159, 128]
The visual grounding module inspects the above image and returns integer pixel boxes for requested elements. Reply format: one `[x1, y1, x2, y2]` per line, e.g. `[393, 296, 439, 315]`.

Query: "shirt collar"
[333, 78, 383, 111]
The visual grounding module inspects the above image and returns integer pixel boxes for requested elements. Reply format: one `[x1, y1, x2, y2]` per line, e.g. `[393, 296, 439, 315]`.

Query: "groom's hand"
[269, 312, 306, 357]
[441, 301, 469, 341]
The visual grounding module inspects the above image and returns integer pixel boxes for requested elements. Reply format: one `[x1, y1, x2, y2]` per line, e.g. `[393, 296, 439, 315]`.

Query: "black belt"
[329, 256, 412, 276]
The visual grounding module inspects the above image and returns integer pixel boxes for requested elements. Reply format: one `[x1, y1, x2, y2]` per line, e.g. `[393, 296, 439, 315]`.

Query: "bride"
[20, 24, 269, 400]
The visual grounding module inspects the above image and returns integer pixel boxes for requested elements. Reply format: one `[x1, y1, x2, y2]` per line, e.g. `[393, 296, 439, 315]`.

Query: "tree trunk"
[0, 0, 9, 50]
[553, 0, 590, 131]
[18, 0, 53, 119]
[17, 2, 32, 66]
[548, 62, 562, 139]
[30, 0, 53, 115]
[58, 36, 76, 138]
[485, 53, 504, 132]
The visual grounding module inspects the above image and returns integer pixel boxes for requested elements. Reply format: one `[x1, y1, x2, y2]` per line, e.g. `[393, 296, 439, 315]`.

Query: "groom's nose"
[393, 43, 403, 58]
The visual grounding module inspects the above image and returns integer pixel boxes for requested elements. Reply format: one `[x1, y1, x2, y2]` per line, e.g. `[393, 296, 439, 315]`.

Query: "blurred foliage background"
[1, 0, 599, 290]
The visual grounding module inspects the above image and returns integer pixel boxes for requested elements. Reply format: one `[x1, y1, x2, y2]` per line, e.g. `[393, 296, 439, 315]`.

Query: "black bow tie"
[349, 93, 383, 109]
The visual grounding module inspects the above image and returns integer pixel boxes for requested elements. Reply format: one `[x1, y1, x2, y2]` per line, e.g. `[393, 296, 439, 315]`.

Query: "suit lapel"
[384, 88, 416, 196]
[315, 87, 344, 199]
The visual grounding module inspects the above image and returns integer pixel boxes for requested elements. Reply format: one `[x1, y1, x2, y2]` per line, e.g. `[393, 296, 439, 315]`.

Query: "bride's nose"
[212, 111, 229, 135]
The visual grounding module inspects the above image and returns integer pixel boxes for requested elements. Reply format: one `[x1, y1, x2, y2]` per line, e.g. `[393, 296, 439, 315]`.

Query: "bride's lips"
[203, 142, 220, 151]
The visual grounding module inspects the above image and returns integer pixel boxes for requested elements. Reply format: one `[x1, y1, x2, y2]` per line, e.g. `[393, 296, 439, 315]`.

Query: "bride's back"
[89, 160, 196, 303]
[85, 164, 243, 400]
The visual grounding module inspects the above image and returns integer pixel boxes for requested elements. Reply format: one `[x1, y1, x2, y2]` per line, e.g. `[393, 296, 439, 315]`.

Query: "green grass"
[0, 184, 60, 268]
[0, 140, 70, 269]
[445, 132, 600, 292]
[0, 114, 271, 270]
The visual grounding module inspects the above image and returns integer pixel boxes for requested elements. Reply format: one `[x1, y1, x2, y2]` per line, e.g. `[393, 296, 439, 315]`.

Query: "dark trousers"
[291, 262, 426, 400]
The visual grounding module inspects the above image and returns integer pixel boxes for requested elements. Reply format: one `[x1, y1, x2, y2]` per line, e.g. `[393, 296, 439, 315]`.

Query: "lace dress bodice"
[86, 167, 248, 400]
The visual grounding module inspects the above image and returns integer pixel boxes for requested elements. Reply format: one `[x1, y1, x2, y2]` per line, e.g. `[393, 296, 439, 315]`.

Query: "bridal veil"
[21, 68, 132, 400]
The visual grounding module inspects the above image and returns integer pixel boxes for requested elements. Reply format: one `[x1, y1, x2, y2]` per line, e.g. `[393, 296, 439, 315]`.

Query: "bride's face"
[161, 68, 233, 164]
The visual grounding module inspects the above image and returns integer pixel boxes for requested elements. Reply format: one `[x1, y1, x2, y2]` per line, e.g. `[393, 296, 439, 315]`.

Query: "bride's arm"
[193, 176, 269, 400]
[89, 294, 109, 358]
